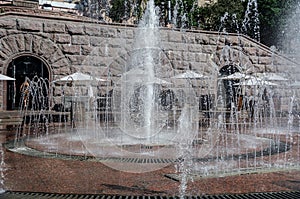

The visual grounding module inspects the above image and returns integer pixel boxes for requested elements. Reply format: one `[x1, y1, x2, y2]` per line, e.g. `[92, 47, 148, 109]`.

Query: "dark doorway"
[6, 56, 49, 110]
[219, 64, 240, 110]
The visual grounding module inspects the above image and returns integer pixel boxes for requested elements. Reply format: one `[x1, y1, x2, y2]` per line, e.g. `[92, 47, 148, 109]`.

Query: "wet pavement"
[0, 129, 300, 197]
[1, 191, 300, 199]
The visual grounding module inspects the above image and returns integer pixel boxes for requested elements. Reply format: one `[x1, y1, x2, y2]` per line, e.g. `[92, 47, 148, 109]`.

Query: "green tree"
[173, 0, 198, 28]
[81, 0, 300, 50]
[242, 0, 260, 41]
[195, 0, 245, 32]
[109, 0, 127, 23]
[193, 0, 299, 49]
[258, 0, 299, 49]
[109, 0, 150, 24]
[77, 0, 110, 20]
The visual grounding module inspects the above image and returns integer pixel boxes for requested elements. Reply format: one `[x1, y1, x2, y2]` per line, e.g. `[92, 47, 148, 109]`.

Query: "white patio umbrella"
[290, 81, 300, 88]
[219, 72, 254, 80]
[234, 78, 277, 86]
[172, 70, 208, 79]
[147, 77, 171, 85]
[171, 71, 208, 97]
[53, 72, 106, 84]
[0, 74, 15, 81]
[121, 68, 171, 85]
[255, 73, 288, 81]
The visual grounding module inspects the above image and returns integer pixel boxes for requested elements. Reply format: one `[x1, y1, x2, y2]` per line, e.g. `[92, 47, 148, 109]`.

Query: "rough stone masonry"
[0, 6, 297, 109]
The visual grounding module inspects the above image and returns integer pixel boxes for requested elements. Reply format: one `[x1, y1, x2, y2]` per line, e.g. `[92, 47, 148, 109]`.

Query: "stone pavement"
[0, 131, 300, 196]
[1, 191, 300, 199]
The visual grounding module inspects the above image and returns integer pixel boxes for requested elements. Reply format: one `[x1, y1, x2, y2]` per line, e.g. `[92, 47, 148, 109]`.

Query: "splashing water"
[7, 0, 300, 194]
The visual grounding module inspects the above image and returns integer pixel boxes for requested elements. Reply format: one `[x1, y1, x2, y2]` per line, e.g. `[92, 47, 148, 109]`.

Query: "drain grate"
[1, 191, 300, 199]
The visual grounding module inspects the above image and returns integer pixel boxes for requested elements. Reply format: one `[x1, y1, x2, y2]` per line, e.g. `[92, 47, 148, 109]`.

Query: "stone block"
[171, 60, 189, 70]
[209, 36, 218, 45]
[258, 57, 273, 65]
[71, 35, 89, 45]
[67, 55, 86, 65]
[39, 43, 59, 61]
[36, 32, 52, 39]
[31, 35, 43, 55]
[98, 27, 117, 38]
[166, 51, 182, 61]
[85, 25, 101, 36]
[188, 44, 202, 52]
[44, 23, 65, 33]
[243, 47, 257, 56]
[249, 55, 259, 64]
[14, 34, 26, 52]
[0, 29, 7, 38]
[0, 39, 13, 56]
[54, 34, 71, 44]
[108, 38, 125, 48]
[168, 31, 182, 43]
[17, 19, 42, 32]
[0, 19, 16, 29]
[257, 49, 271, 57]
[83, 56, 105, 67]
[51, 58, 70, 70]
[182, 52, 195, 62]
[164, 42, 187, 51]
[159, 30, 168, 42]
[47, 49, 65, 64]
[195, 53, 208, 62]
[217, 37, 226, 45]
[125, 29, 134, 39]
[202, 45, 214, 54]
[229, 36, 240, 46]
[40, 39, 60, 58]
[195, 34, 209, 45]
[81, 45, 94, 56]
[0, 51, 9, 61]
[6, 29, 20, 36]
[61, 44, 80, 55]
[182, 33, 195, 44]
[90, 36, 104, 46]
[66, 24, 85, 35]
[89, 46, 113, 57]
[24, 34, 33, 52]
[3, 36, 19, 54]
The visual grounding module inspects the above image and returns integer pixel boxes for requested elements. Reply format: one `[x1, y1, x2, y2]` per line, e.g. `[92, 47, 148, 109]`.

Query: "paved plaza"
[0, 128, 300, 197]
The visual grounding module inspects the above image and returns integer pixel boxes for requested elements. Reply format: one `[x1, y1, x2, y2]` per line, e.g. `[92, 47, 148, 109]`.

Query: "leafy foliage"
[77, 0, 110, 20]
[195, 0, 245, 32]
[258, 0, 299, 49]
[195, 0, 299, 49]
[79, 0, 299, 49]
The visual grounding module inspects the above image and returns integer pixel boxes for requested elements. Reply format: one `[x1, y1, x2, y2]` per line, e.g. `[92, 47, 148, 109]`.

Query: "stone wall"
[0, 8, 297, 109]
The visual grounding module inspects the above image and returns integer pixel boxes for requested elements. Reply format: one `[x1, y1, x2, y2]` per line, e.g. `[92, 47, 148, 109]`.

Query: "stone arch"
[0, 33, 71, 110]
[107, 47, 173, 78]
[214, 46, 255, 73]
[1, 33, 71, 79]
[81, 38, 116, 76]
[213, 46, 259, 111]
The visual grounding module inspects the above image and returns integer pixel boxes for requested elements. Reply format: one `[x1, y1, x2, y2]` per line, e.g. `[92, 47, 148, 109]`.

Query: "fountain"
[2, 0, 300, 197]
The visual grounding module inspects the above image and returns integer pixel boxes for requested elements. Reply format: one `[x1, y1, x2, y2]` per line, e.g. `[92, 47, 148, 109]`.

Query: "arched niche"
[218, 64, 241, 110]
[0, 33, 71, 110]
[6, 54, 50, 110]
